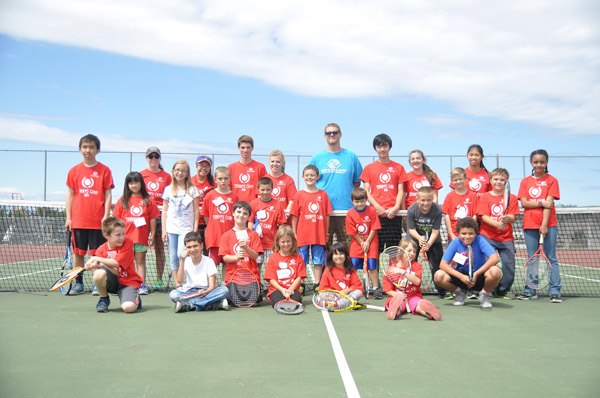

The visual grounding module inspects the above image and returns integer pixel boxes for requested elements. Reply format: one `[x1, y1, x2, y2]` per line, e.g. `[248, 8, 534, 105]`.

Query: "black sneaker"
[137, 296, 142, 310]
[96, 296, 110, 313]
[373, 286, 383, 300]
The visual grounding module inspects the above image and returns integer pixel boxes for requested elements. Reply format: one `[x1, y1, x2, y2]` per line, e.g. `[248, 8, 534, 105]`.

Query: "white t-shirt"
[162, 185, 200, 234]
[180, 255, 218, 291]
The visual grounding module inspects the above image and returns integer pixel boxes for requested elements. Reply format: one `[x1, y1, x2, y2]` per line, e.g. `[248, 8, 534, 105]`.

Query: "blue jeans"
[169, 285, 230, 310]
[167, 232, 188, 272]
[482, 237, 516, 293]
[523, 227, 561, 296]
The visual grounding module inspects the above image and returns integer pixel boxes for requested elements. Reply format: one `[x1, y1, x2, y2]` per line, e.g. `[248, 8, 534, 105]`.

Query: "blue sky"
[0, 1, 599, 205]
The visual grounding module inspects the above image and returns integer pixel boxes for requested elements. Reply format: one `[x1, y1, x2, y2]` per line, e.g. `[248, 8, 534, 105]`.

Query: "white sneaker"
[91, 285, 99, 296]
[221, 298, 230, 311]
[453, 289, 466, 306]
[139, 283, 149, 295]
[479, 291, 493, 309]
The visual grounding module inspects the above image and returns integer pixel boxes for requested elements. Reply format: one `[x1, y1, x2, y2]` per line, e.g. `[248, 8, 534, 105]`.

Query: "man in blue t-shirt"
[309, 123, 363, 246]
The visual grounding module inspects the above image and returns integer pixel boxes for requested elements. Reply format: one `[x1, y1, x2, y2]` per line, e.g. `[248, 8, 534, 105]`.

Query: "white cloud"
[1, 0, 599, 134]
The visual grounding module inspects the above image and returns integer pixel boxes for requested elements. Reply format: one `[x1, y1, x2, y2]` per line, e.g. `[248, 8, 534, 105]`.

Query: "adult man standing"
[309, 123, 363, 246]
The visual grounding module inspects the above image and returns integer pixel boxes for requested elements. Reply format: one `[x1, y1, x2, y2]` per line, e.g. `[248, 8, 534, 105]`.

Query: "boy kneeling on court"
[84, 216, 143, 313]
[434, 218, 501, 309]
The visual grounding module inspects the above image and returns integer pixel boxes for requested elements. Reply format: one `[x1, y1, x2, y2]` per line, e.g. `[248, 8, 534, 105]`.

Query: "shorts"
[298, 245, 326, 265]
[72, 229, 106, 256]
[449, 272, 486, 291]
[99, 267, 139, 304]
[351, 257, 378, 271]
[207, 247, 223, 266]
[134, 243, 148, 253]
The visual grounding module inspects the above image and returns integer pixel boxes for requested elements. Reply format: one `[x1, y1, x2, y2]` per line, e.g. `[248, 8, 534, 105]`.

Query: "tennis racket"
[363, 248, 370, 299]
[176, 289, 207, 302]
[228, 261, 261, 308]
[467, 244, 473, 281]
[380, 245, 412, 313]
[523, 235, 551, 290]
[419, 231, 433, 291]
[58, 230, 75, 295]
[50, 267, 85, 292]
[503, 181, 511, 216]
[274, 297, 305, 315]
[311, 290, 385, 313]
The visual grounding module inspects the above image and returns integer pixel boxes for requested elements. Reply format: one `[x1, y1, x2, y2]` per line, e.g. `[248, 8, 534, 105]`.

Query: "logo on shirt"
[491, 203, 504, 216]
[412, 178, 430, 191]
[327, 159, 341, 170]
[528, 186, 542, 198]
[379, 173, 391, 184]
[146, 181, 160, 192]
[239, 173, 250, 184]
[130, 205, 143, 217]
[453, 205, 469, 219]
[217, 203, 230, 214]
[272, 186, 281, 196]
[357, 223, 368, 234]
[468, 178, 482, 192]
[81, 177, 95, 189]
[256, 211, 269, 222]
[308, 202, 320, 214]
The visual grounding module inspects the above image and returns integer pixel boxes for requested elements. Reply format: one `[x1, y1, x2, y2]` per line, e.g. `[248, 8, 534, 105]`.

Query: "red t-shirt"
[518, 174, 560, 229]
[200, 190, 238, 248]
[267, 173, 298, 209]
[228, 160, 267, 203]
[66, 162, 114, 229]
[95, 237, 143, 288]
[345, 206, 381, 258]
[218, 228, 263, 283]
[360, 160, 408, 209]
[191, 175, 216, 225]
[263, 252, 307, 298]
[442, 190, 479, 237]
[318, 266, 363, 291]
[249, 198, 287, 250]
[289, 189, 332, 246]
[113, 196, 160, 246]
[476, 192, 520, 242]
[465, 168, 491, 196]
[403, 171, 443, 208]
[382, 260, 423, 299]
[140, 169, 172, 208]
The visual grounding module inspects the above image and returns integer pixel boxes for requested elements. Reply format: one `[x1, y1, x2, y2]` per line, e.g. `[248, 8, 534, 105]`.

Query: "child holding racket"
[84, 217, 142, 313]
[383, 239, 441, 321]
[113, 172, 160, 295]
[170, 231, 230, 313]
[345, 188, 382, 298]
[406, 186, 445, 297]
[476, 168, 520, 299]
[263, 226, 306, 308]
[219, 201, 263, 306]
[403, 149, 443, 208]
[65, 134, 114, 295]
[162, 160, 200, 288]
[442, 167, 478, 242]
[434, 218, 501, 308]
[517, 149, 562, 303]
[318, 242, 364, 304]
[290, 165, 332, 291]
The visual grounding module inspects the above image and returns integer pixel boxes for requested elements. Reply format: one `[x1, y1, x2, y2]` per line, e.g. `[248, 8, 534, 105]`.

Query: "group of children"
[67, 131, 562, 317]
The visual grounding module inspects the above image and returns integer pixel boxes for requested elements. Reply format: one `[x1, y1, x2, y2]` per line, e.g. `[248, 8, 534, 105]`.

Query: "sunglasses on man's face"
[147, 154, 160, 159]
[325, 131, 340, 136]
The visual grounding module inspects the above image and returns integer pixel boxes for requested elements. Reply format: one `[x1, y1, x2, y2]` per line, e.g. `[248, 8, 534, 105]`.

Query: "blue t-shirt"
[309, 148, 363, 211]
[442, 235, 496, 274]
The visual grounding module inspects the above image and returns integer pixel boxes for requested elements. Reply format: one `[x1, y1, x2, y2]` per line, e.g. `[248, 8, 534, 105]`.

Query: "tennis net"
[1, 200, 599, 296]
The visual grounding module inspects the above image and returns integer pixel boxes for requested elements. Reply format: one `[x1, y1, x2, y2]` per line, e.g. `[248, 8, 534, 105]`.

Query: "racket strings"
[274, 300, 304, 315]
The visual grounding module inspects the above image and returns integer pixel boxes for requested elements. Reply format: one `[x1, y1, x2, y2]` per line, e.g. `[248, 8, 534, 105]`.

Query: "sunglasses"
[325, 131, 340, 136]
[147, 154, 160, 159]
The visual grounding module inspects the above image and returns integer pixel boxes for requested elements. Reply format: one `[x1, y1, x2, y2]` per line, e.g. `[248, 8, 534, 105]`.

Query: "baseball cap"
[146, 147, 161, 157]
[196, 155, 212, 165]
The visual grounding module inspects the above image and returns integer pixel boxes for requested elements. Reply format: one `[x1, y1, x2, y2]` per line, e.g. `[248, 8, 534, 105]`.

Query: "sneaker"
[91, 285, 99, 296]
[479, 291, 493, 309]
[419, 299, 442, 321]
[387, 293, 405, 320]
[467, 290, 478, 299]
[69, 282, 84, 296]
[444, 292, 455, 300]
[175, 301, 194, 313]
[517, 292, 538, 300]
[137, 296, 142, 310]
[373, 286, 383, 300]
[153, 279, 164, 291]
[216, 298, 230, 311]
[139, 283, 149, 295]
[453, 289, 466, 306]
[502, 292, 516, 300]
[96, 296, 110, 313]
[550, 295, 562, 303]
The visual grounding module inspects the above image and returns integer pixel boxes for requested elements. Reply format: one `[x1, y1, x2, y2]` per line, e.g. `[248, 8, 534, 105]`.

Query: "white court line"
[0, 267, 61, 281]
[321, 310, 361, 398]
[515, 264, 600, 284]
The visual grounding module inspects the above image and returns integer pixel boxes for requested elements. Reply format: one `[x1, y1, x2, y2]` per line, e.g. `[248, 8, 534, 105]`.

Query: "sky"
[0, 1, 599, 206]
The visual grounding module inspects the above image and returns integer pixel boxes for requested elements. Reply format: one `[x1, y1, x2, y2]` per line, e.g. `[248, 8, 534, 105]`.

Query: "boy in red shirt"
[228, 135, 267, 203]
[442, 167, 479, 242]
[84, 217, 143, 313]
[65, 134, 114, 295]
[345, 188, 382, 298]
[290, 165, 332, 291]
[219, 201, 263, 306]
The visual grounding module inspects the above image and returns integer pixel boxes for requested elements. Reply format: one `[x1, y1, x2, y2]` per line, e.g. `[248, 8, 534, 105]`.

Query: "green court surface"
[1, 293, 598, 398]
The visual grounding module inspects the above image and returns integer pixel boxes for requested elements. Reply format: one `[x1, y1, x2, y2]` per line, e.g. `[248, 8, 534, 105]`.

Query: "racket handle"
[539, 234, 544, 244]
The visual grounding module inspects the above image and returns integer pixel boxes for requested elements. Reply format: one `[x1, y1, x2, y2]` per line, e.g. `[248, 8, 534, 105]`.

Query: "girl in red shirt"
[465, 144, 491, 196]
[318, 242, 364, 304]
[403, 149, 443, 208]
